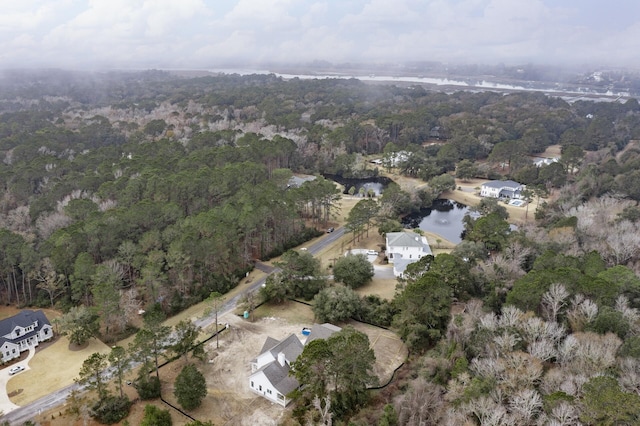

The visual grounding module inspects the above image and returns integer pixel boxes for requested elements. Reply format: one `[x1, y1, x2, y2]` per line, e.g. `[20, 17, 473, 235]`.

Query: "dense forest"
[3, 69, 640, 424]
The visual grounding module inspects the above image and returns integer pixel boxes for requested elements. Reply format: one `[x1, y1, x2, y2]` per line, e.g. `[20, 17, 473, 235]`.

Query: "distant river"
[206, 68, 631, 101]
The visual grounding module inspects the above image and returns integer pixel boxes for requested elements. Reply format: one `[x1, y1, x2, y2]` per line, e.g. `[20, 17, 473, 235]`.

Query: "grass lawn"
[7, 334, 111, 406]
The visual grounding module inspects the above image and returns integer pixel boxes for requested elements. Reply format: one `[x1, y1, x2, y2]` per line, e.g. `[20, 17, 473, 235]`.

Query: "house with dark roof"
[0, 310, 53, 363]
[480, 180, 525, 199]
[385, 231, 432, 277]
[249, 323, 341, 406]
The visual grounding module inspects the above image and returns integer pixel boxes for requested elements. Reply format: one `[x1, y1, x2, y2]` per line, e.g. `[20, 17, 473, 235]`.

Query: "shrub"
[135, 375, 161, 400]
[140, 404, 172, 426]
[175, 364, 207, 410]
[91, 395, 131, 424]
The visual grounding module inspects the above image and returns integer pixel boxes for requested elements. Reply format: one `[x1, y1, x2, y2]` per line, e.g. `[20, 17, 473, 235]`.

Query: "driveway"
[0, 346, 35, 413]
[373, 264, 395, 279]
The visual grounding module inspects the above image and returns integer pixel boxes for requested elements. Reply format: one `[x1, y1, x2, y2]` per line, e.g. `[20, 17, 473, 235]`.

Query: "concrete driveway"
[0, 346, 35, 414]
[373, 264, 395, 279]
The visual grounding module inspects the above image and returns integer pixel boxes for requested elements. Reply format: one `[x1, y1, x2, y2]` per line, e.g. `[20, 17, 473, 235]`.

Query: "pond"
[402, 199, 473, 244]
[324, 174, 393, 196]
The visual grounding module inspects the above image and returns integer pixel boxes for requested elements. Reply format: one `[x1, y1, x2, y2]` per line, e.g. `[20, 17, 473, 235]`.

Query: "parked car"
[326, 227, 334, 233]
[367, 250, 378, 255]
[9, 365, 25, 375]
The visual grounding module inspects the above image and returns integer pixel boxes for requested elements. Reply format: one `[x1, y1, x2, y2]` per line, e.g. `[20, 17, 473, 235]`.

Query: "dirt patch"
[540, 144, 562, 158]
[153, 308, 405, 426]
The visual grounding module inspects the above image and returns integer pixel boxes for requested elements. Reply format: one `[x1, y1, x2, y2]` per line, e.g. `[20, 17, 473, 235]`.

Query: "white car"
[8, 365, 25, 375]
[367, 250, 378, 256]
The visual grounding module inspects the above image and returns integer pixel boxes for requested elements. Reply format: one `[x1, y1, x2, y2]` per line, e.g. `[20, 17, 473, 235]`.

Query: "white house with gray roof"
[385, 231, 432, 277]
[249, 323, 341, 406]
[0, 310, 53, 363]
[480, 180, 525, 199]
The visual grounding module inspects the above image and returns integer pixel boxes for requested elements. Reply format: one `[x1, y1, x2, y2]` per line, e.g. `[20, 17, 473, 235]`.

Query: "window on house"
[5, 352, 9, 357]
[15, 329, 21, 336]
[44, 329, 49, 335]
[267, 389, 272, 394]
[12, 349, 15, 353]
[250, 381, 254, 388]
[259, 385, 262, 391]
[277, 393, 284, 400]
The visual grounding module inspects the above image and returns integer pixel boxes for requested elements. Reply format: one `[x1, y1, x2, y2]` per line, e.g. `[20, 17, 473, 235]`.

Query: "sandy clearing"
[154, 306, 406, 426]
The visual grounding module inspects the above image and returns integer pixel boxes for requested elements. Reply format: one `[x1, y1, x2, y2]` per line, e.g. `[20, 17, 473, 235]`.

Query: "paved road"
[1, 226, 346, 425]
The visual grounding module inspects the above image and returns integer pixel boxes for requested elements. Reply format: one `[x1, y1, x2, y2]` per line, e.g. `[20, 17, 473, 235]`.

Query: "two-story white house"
[249, 323, 341, 406]
[0, 310, 53, 363]
[385, 231, 432, 277]
[480, 180, 525, 199]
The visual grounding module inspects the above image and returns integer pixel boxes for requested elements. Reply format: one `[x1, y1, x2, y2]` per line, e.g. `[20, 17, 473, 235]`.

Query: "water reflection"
[402, 199, 471, 244]
[324, 174, 392, 196]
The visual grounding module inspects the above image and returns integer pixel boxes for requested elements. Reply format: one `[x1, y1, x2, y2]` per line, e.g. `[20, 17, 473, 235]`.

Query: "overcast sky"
[2, 0, 639, 71]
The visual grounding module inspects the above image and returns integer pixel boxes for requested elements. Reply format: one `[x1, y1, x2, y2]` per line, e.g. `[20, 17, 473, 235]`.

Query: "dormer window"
[15, 329, 21, 336]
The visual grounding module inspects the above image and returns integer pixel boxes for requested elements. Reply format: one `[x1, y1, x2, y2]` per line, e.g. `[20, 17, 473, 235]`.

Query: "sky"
[1, 0, 640, 71]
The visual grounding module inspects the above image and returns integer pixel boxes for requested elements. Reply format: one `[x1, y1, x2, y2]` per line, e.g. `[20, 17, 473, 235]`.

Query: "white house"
[371, 151, 410, 168]
[249, 323, 341, 407]
[532, 157, 559, 167]
[480, 180, 525, 199]
[0, 310, 53, 363]
[385, 231, 432, 277]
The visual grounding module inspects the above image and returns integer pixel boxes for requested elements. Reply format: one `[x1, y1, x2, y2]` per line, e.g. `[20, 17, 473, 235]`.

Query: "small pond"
[402, 199, 473, 244]
[324, 174, 393, 196]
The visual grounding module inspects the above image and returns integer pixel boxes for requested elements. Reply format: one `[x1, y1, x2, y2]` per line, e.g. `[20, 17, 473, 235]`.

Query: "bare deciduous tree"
[35, 258, 65, 308]
[560, 332, 621, 376]
[619, 357, 640, 395]
[464, 396, 508, 426]
[35, 211, 72, 239]
[541, 283, 569, 322]
[307, 395, 332, 426]
[395, 377, 445, 426]
[549, 401, 579, 426]
[120, 288, 142, 325]
[509, 388, 542, 424]
[566, 295, 598, 332]
[498, 305, 524, 329]
[615, 295, 640, 333]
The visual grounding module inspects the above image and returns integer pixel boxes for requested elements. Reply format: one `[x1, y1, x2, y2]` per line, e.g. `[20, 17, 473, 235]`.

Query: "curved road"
[1, 227, 346, 425]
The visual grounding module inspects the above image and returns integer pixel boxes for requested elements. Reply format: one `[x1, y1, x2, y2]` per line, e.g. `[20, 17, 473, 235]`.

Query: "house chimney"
[277, 352, 286, 367]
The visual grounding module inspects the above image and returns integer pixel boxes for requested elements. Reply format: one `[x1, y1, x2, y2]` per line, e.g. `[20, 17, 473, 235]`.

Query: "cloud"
[0, 0, 639, 69]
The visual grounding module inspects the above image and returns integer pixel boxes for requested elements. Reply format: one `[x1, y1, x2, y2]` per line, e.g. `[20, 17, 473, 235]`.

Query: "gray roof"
[253, 333, 306, 397]
[262, 362, 299, 395]
[268, 334, 304, 362]
[386, 232, 424, 248]
[0, 310, 51, 347]
[392, 257, 414, 276]
[305, 323, 341, 344]
[258, 336, 280, 355]
[482, 180, 522, 189]
[251, 324, 341, 398]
